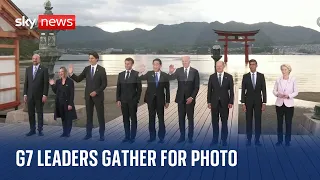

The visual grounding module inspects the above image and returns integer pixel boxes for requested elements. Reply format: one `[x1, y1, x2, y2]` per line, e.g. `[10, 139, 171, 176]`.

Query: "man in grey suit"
[24, 54, 49, 136]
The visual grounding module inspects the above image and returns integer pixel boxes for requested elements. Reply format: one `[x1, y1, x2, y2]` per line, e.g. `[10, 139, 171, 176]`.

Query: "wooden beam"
[0, 101, 20, 111]
[0, 72, 15, 76]
[0, 31, 17, 38]
[0, 44, 15, 48]
[16, 30, 31, 36]
[0, 87, 16, 92]
[217, 39, 255, 42]
[14, 39, 20, 103]
[0, 56, 15, 60]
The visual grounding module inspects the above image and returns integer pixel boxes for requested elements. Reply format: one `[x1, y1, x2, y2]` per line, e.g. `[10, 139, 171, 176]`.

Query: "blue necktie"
[33, 66, 38, 79]
[155, 72, 159, 87]
[91, 67, 94, 78]
[252, 73, 255, 89]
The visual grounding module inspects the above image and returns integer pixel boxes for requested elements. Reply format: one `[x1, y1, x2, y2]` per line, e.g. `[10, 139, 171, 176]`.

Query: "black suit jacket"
[23, 65, 49, 99]
[240, 72, 267, 105]
[116, 70, 142, 103]
[70, 65, 107, 99]
[207, 72, 234, 108]
[169, 67, 200, 103]
[51, 78, 77, 120]
[140, 71, 170, 105]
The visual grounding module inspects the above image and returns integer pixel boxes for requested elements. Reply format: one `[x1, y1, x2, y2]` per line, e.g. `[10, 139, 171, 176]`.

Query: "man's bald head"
[32, 54, 40, 65]
[216, 61, 225, 73]
[182, 56, 190, 68]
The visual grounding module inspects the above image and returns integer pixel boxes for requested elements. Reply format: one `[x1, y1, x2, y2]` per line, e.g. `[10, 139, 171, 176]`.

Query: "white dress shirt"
[183, 66, 190, 79]
[91, 64, 97, 75]
[251, 71, 257, 86]
[125, 69, 132, 79]
[154, 71, 160, 81]
[33, 64, 40, 75]
[217, 71, 224, 84]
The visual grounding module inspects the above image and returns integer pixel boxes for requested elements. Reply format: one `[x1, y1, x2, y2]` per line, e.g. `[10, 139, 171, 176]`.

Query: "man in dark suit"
[24, 54, 49, 136]
[241, 59, 266, 146]
[139, 58, 170, 143]
[116, 57, 142, 143]
[207, 61, 234, 146]
[168, 56, 200, 143]
[68, 52, 107, 141]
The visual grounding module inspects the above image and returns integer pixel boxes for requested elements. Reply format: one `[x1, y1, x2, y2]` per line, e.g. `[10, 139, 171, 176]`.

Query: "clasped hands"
[277, 93, 289, 99]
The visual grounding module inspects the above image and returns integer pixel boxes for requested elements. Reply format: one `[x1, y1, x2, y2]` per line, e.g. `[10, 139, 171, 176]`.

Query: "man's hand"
[24, 96, 27, 103]
[207, 103, 211, 109]
[49, 79, 55, 85]
[138, 64, 146, 74]
[186, 97, 193, 104]
[42, 96, 47, 103]
[262, 104, 266, 111]
[68, 64, 74, 74]
[90, 91, 97, 97]
[242, 104, 246, 112]
[117, 101, 121, 107]
[68, 105, 72, 110]
[169, 64, 175, 74]
[165, 103, 169, 109]
[228, 104, 233, 108]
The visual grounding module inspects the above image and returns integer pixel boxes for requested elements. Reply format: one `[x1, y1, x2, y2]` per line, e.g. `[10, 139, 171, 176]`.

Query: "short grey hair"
[280, 64, 292, 73]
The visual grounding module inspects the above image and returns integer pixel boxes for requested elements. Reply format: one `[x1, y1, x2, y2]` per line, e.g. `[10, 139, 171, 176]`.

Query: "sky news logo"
[15, 15, 76, 30]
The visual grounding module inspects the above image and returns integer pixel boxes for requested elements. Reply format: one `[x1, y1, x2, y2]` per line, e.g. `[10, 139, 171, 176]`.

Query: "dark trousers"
[27, 95, 44, 132]
[85, 96, 105, 136]
[246, 102, 262, 141]
[121, 102, 138, 140]
[148, 97, 165, 140]
[178, 100, 195, 140]
[58, 101, 73, 135]
[276, 104, 294, 143]
[211, 100, 229, 142]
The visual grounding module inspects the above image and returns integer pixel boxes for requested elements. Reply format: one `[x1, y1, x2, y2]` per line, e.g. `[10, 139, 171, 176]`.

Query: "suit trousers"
[121, 102, 138, 140]
[276, 104, 294, 143]
[178, 99, 195, 140]
[85, 96, 105, 136]
[147, 97, 165, 140]
[27, 95, 44, 132]
[211, 100, 229, 142]
[58, 100, 73, 135]
[245, 102, 262, 141]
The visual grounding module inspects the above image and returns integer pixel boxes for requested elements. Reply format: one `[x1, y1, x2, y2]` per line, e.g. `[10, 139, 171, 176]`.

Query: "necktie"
[184, 68, 188, 81]
[125, 71, 130, 80]
[252, 73, 256, 89]
[33, 66, 38, 79]
[91, 67, 94, 78]
[218, 73, 222, 86]
[155, 72, 159, 87]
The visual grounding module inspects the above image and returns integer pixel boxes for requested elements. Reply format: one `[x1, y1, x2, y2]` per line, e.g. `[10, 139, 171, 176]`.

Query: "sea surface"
[55, 54, 320, 93]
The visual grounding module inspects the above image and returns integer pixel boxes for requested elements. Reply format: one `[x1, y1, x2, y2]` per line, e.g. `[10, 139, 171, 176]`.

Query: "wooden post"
[244, 36, 249, 63]
[14, 38, 20, 108]
[224, 35, 228, 63]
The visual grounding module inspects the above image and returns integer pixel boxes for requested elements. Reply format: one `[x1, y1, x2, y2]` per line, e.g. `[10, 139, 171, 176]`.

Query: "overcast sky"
[12, 0, 320, 32]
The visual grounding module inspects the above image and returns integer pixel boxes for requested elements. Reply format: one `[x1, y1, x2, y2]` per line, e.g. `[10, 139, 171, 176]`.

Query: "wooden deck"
[1, 85, 320, 180]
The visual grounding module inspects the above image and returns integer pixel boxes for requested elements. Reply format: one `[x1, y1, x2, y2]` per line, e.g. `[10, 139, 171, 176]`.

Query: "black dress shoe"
[177, 138, 185, 143]
[130, 139, 135, 144]
[147, 138, 156, 143]
[285, 142, 291, 146]
[65, 134, 70, 137]
[221, 141, 227, 146]
[99, 136, 105, 141]
[158, 139, 164, 143]
[246, 140, 251, 146]
[275, 141, 282, 146]
[83, 135, 92, 140]
[122, 138, 130, 143]
[25, 131, 36, 136]
[60, 133, 66, 137]
[38, 131, 44, 136]
[188, 139, 193, 143]
[210, 140, 218, 146]
[255, 141, 262, 146]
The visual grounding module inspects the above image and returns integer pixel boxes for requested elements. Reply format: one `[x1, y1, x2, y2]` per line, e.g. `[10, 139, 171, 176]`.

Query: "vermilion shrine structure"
[213, 29, 259, 63]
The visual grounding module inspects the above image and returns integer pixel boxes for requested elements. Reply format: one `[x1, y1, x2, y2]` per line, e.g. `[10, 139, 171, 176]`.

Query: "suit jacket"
[207, 72, 234, 108]
[273, 76, 298, 107]
[116, 70, 142, 103]
[51, 78, 77, 120]
[139, 71, 170, 105]
[70, 64, 107, 100]
[23, 65, 49, 99]
[169, 67, 200, 103]
[241, 72, 267, 105]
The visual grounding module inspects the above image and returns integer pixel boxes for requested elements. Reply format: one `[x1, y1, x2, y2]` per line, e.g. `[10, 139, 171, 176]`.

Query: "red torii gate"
[213, 29, 259, 63]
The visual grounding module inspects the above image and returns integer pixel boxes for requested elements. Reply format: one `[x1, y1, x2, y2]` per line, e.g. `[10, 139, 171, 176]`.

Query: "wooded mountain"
[54, 21, 320, 49]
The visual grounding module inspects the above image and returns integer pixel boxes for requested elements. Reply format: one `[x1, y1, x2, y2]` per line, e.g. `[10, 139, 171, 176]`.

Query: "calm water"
[55, 55, 320, 92]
